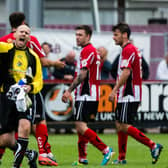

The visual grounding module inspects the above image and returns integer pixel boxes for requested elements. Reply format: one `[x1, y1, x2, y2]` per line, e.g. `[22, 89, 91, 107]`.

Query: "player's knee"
[18, 119, 31, 137]
[0, 133, 15, 147]
[115, 121, 121, 131]
[116, 123, 126, 132]
[75, 122, 87, 135]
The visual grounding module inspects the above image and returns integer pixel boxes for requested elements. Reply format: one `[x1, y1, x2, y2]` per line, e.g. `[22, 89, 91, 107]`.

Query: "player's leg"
[32, 93, 58, 166]
[0, 100, 29, 168]
[0, 93, 38, 168]
[0, 127, 37, 168]
[112, 130, 128, 165]
[73, 101, 115, 166]
[77, 132, 89, 162]
[126, 125, 163, 164]
[116, 102, 163, 164]
[112, 107, 128, 165]
[13, 100, 38, 168]
[0, 93, 15, 164]
[0, 132, 16, 149]
[13, 117, 31, 168]
[72, 131, 89, 166]
[82, 126, 114, 166]
[0, 132, 18, 166]
[0, 131, 37, 168]
[0, 93, 7, 163]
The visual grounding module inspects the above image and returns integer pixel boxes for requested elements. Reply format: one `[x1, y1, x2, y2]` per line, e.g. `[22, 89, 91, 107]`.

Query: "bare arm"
[68, 68, 87, 92]
[62, 68, 88, 103]
[40, 57, 65, 68]
[109, 68, 131, 101]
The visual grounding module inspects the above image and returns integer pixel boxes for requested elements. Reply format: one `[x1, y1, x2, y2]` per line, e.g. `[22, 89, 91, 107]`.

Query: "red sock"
[127, 126, 155, 149]
[83, 128, 107, 153]
[36, 123, 51, 154]
[0, 147, 5, 159]
[118, 131, 128, 160]
[78, 133, 89, 160]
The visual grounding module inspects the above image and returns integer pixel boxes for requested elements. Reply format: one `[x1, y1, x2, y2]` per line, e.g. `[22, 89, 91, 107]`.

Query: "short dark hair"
[9, 12, 25, 28]
[75, 25, 92, 37]
[41, 42, 53, 51]
[112, 22, 131, 39]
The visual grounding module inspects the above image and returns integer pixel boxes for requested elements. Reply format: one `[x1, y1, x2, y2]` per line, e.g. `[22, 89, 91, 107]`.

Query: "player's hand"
[55, 60, 65, 69]
[62, 90, 71, 103]
[23, 85, 31, 93]
[64, 75, 73, 80]
[109, 90, 116, 102]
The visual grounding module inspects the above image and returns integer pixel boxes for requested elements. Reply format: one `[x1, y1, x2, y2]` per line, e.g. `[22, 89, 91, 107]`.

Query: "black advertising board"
[42, 80, 168, 128]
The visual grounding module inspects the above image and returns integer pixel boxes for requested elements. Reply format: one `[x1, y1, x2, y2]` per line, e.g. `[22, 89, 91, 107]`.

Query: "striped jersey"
[0, 32, 45, 58]
[117, 42, 142, 102]
[75, 43, 101, 101]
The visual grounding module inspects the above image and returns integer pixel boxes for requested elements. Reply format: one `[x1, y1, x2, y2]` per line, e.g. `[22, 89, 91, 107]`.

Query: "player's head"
[9, 12, 26, 29]
[75, 25, 92, 47]
[14, 25, 30, 49]
[112, 22, 131, 46]
[112, 22, 131, 38]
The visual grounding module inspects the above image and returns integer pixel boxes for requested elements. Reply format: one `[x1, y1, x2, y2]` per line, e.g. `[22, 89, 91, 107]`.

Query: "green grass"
[1, 133, 168, 168]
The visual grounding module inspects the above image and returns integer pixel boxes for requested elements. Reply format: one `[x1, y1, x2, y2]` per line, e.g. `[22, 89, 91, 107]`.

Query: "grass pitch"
[1, 133, 168, 168]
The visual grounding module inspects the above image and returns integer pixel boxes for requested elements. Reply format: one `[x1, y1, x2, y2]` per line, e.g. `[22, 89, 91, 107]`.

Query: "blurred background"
[0, 0, 168, 79]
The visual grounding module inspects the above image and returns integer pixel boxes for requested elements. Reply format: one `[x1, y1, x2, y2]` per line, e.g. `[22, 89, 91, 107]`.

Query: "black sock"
[13, 137, 28, 167]
[25, 149, 33, 160]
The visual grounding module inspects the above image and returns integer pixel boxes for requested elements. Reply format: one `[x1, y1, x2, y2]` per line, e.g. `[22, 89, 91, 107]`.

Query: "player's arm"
[29, 35, 45, 58]
[30, 36, 65, 68]
[62, 67, 88, 103]
[68, 67, 88, 92]
[114, 68, 130, 90]
[109, 68, 131, 102]
[29, 54, 43, 94]
[0, 42, 13, 53]
[40, 57, 65, 68]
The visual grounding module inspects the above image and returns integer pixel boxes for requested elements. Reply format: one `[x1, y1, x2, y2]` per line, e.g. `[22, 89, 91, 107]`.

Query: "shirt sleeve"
[120, 47, 135, 69]
[29, 51, 43, 94]
[28, 35, 45, 58]
[80, 47, 95, 69]
[0, 35, 8, 42]
[0, 42, 13, 53]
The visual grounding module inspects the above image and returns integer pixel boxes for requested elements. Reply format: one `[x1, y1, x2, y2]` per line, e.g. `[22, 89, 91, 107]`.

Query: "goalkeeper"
[0, 24, 43, 168]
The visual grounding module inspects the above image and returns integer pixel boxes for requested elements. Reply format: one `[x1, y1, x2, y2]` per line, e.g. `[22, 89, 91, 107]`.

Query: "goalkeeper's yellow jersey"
[0, 42, 43, 94]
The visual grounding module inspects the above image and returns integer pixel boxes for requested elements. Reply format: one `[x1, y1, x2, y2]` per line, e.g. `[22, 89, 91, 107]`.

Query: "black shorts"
[0, 93, 34, 134]
[74, 101, 98, 123]
[115, 102, 140, 125]
[32, 92, 46, 124]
